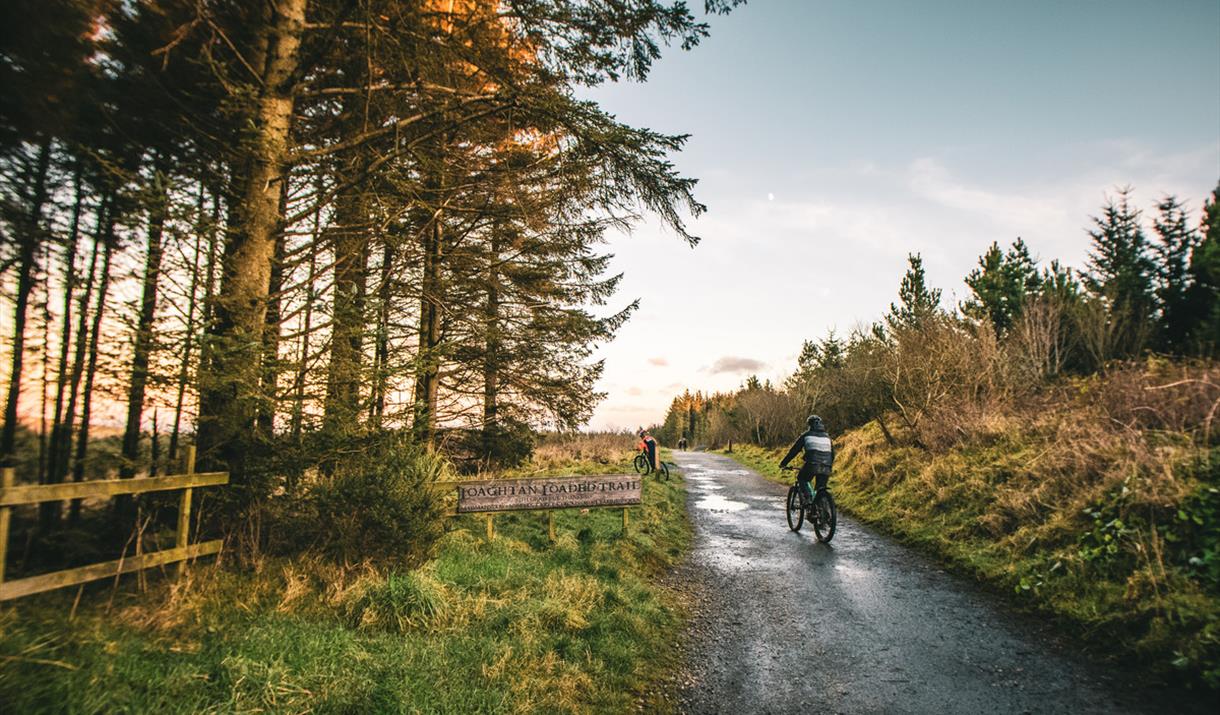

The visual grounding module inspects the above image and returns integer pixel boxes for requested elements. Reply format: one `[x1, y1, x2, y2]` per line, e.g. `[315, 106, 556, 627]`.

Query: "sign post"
[448, 474, 644, 543]
[456, 474, 642, 514]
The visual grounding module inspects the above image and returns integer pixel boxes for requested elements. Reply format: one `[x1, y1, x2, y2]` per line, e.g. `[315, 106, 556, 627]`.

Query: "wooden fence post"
[0, 467, 13, 586]
[176, 446, 195, 577]
[485, 513, 494, 541]
[547, 512, 556, 543]
[622, 507, 629, 535]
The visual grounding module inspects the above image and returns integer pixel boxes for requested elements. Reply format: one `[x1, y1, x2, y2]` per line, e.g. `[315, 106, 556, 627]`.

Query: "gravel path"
[656, 451, 1207, 714]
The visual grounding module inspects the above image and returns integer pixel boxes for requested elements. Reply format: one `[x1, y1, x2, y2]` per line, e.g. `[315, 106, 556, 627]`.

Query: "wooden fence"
[0, 446, 227, 601]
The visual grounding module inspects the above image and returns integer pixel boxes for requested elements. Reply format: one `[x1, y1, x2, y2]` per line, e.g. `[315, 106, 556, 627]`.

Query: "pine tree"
[963, 239, 1042, 337]
[1083, 187, 1156, 357]
[1184, 182, 1220, 356]
[1150, 195, 1198, 352]
[886, 253, 942, 331]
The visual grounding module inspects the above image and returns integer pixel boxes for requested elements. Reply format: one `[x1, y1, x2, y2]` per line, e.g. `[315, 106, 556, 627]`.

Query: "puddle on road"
[833, 562, 872, 579]
[695, 493, 749, 512]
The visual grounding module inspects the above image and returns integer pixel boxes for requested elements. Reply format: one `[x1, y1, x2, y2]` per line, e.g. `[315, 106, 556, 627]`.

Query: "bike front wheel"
[633, 454, 647, 474]
[811, 490, 837, 543]
[786, 486, 804, 532]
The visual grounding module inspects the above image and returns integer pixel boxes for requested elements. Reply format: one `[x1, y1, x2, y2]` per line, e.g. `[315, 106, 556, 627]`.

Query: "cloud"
[625, 386, 643, 396]
[647, 357, 668, 366]
[907, 157, 1069, 229]
[709, 356, 767, 374]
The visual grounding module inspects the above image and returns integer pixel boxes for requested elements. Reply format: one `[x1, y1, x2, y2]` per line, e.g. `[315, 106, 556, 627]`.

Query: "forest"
[0, 0, 745, 558]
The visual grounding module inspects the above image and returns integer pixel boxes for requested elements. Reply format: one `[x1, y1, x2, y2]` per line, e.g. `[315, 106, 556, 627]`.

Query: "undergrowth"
[0, 440, 690, 713]
[723, 389, 1220, 691]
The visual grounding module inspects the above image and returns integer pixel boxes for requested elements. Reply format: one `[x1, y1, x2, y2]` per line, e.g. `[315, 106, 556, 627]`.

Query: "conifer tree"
[1083, 187, 1156, 356]
[886, 253, 942, 332]
[1185, 182, 1220, 356]
[962, 239, 1042, 338]
[1150, 195, 1198, 352]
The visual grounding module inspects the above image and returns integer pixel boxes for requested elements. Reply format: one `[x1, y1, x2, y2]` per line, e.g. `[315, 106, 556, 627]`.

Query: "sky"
[580, 0, 1220, 432]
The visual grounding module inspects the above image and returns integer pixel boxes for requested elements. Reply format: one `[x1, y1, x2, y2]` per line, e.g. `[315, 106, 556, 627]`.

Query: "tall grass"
[723, 363, 1220, 690]
[0, 437, 691, 713]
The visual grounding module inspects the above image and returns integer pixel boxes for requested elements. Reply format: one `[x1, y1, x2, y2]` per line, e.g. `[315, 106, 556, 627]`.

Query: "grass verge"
[0, 451, 690, 713]
[719, 430, 1220, 691]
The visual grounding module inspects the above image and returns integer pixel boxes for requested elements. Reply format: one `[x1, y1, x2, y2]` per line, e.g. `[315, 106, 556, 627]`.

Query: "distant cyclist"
[638, 428, 659, 472]
[778, 415, 834, 498]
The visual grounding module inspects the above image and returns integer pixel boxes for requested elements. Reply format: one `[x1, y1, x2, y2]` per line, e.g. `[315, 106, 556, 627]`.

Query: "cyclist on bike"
[778, 415, 834, 499]
[638, 428, 659, 472]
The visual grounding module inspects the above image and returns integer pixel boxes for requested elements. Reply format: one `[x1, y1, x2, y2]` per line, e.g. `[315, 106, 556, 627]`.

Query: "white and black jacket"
[779, 429, 834, 476]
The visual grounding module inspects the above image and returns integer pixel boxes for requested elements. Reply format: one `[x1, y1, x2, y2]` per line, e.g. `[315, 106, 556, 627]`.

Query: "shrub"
[307, 435, 447, 568]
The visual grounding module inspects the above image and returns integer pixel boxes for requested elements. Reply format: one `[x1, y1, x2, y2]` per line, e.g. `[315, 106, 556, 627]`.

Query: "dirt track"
[655, 451, 1208, 714]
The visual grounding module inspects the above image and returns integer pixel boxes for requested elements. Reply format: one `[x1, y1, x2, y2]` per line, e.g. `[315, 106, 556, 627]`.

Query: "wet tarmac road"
[665, 451, 1205, 714]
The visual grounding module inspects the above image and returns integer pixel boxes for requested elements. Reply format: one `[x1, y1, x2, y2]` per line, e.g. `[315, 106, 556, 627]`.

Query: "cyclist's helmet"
[807, 414, 825, 431]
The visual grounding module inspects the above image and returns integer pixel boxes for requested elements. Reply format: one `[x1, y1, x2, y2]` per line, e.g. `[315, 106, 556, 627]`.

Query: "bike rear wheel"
[811, 490, 837, 543]
[786, 486, 804, 532]
[658, 462, 670, 480]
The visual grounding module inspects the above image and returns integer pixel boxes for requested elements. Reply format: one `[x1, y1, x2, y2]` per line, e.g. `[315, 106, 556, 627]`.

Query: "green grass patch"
[0, 457, 691, 713]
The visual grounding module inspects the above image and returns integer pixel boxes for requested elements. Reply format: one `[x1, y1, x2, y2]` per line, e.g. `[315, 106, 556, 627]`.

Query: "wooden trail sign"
[455, 474, 641, 514]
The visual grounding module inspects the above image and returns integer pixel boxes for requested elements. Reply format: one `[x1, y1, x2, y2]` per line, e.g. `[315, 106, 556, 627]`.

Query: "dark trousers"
[798, 463, 829, 493]
[646, 442, 657, 469]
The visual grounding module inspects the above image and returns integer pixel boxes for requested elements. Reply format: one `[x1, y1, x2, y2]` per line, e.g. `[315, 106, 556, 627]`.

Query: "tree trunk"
[370, 238, 394, 427]
[55, 198, 104, 520]
[117, 167, 168, 521]
[170, 185, 206, 462]
[323, 190, 367, 435]
[257, 183, 290, 437]
[875, 411, 897, 447]
[196, 0, 307, 475]
[1, 140, 51, 467]
[37, 258, 52, 487]
[289, 199, 320, 443]
[413, 212, 443, 448]
[58, 196, 105, 470]
[481, 229, 501, 463]
[70, 229, 114, 524]
[47, 162, 84, 489]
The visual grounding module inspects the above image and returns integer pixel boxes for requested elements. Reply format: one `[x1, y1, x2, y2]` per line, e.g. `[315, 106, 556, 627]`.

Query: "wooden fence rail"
[0, 446, 227, 601]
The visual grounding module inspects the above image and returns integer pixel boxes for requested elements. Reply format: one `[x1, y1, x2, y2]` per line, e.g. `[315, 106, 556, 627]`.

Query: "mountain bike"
[781, 466, 836, 542]
[632, 450, 670, 480]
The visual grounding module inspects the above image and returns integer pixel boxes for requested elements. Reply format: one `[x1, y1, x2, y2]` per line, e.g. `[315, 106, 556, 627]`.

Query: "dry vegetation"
[727, 361, 1220, 689]
[504, 432, 639, 476]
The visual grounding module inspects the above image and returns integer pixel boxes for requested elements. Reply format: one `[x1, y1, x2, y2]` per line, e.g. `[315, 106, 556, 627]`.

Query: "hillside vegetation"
[655, 183, 1220, 689]
[725, 362, 1220, 688]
